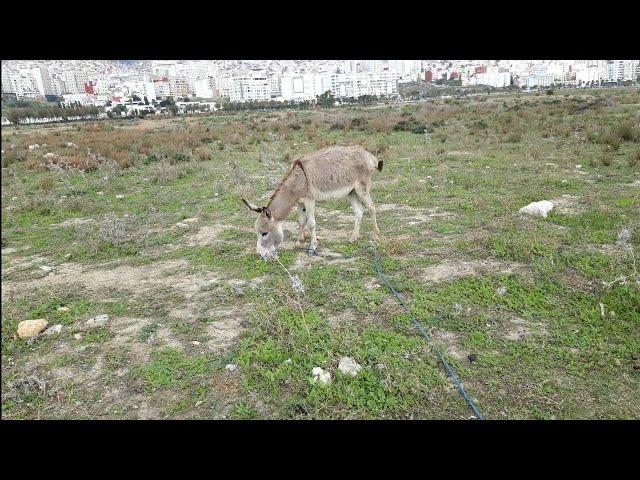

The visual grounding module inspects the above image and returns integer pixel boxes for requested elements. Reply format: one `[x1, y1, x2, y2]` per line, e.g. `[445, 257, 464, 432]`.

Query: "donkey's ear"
[264, 207, 271, 219]
[242, 198, 263, 213]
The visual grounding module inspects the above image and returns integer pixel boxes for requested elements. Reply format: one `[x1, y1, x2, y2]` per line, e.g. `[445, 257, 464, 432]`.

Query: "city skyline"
[2, 60, 638, 115]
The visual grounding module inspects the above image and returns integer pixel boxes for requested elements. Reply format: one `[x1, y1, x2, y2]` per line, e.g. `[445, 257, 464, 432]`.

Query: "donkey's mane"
[266, 159, 304, 207]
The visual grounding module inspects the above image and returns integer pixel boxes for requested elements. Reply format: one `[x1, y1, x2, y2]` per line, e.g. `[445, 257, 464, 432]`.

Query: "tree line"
[5, 102, 103, 125]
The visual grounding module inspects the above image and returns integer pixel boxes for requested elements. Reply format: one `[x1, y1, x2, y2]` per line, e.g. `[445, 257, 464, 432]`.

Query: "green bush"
[393, 118, 427, 134]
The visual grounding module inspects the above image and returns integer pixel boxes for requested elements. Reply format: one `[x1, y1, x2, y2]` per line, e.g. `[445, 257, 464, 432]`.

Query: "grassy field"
[2, 88, 639, 420]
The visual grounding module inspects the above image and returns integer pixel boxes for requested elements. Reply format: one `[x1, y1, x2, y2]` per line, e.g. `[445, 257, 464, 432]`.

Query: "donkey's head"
[243, 199, 284, 259]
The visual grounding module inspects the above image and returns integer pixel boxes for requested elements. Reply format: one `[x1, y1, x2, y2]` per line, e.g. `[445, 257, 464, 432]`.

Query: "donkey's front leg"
[296, 203, 307, 245]
[304, 201, 318, 253]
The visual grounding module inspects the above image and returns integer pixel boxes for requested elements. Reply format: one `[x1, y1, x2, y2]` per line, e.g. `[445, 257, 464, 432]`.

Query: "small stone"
[468, 354, 477, 363]
[191, 341, 201, 346]
[85, 314, 108, 328]
[562, 179, 568, 184]
[575, 164, 582, 169]
[43, 324, 62, 336]
[284, 358, 292, 364]
[496, 286, 507, 296]
[115, 195, 125, 199]
[519, 200, 554, 218]
[183, 217, 198, 223]
[73, 333, 82, 340]
[338, 356, 362, 376]
[40, 265, 54, 273]
[96, 191, 105, 196]
[17, 319, 49, 338]
[311, 367, 332, 385]
[176, 222, 189, 228]
[57, 306, 70, 313]
[225, 363, 238, 372]
[195, 401, 203, 407]
[11, 196, 18, 201]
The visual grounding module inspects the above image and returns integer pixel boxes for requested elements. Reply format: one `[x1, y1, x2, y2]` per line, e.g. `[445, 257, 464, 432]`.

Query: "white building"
[153, 78, 171, 98]
[30, 67, 54, 96]
[474, 68, 511, 88]
[328, 71, 399, 99]
[193, 78, 214, 98]
[523, 74, 554, 88]
[576, 65, 602, 84]
[169, 77, 190, 98]
[228, 76, 271, 102]
[267, 72, 281, 98]
[280, 73, 330, 101]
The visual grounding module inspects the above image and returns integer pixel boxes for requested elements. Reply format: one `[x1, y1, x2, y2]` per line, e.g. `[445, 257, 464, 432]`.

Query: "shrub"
[194, 146, 211, 162]
[600, 154, 613, 166]
[614, 121, 639, 142]
[600, 132, 621, 151]
[393, 118, 427, 134]
[506, 132, 522, 143]
[629, 149, 640, 167]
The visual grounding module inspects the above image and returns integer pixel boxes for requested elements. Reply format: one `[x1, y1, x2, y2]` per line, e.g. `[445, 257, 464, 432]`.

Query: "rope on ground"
[369, 242, 484, 420]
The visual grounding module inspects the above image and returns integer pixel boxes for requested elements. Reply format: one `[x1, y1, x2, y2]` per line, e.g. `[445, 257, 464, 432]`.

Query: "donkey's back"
[300, 145, 383, 197]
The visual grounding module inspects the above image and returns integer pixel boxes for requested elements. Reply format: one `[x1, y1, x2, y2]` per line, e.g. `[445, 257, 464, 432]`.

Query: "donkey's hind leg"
[348, 190, 364, 242]
[354, 183, 380, 241]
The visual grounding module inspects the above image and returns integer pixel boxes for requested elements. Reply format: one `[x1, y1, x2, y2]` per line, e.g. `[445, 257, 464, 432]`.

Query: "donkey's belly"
[314, 186, 354, 202]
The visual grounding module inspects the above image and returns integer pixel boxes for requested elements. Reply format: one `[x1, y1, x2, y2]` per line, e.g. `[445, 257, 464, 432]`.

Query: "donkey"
[243, 145, 383, 258]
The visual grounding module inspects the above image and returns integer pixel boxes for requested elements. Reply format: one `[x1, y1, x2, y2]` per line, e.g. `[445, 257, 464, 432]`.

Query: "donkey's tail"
[377, 160, 384, 172]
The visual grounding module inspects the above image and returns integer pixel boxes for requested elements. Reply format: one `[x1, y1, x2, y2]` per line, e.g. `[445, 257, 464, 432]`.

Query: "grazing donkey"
[243, 145, 383, 258]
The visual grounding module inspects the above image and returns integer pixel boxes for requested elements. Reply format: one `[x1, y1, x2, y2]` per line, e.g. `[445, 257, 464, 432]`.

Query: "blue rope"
[369, 242, 484, 420]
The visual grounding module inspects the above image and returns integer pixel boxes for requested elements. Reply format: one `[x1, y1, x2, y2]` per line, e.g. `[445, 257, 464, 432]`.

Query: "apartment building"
[280, 73, 326, 101]
[228, 76, 271, 102]
[30, 67, 54, 96]
[153, 78, 171, 98]
[193, 78, 215, 98]
[169, 77, 190, 98]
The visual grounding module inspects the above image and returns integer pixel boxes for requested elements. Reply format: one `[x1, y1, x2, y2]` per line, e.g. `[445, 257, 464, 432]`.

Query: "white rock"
[85, 314, 108, 328]
[496, 286, 507, 296]
[311, 367, 332, 385]
[17, 319, 48, 338]
[43, 324, 62, 336]
[115, 195, 125, 199]
[338, 357, 362, 376]
[183, 217, 198, 223]
[225, 364, 238, 372]
[73, 333, 82, 340]
[176, 222, 189, 228]
[191, 341, 201, 346]
[562, 179, 568, 184]
[575, 164, 582, 169]
[28, 144, 40, 150]
[519, 200, 554, 218]
[96, 191, 105, 196]
[40, 265, 54, 273]
[195, 401, 203, 407]
[57, 306, 70, 313]
[284, 358, 292, 364]
[66, 142, 78, 148]
[11, 196, 18, 201]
